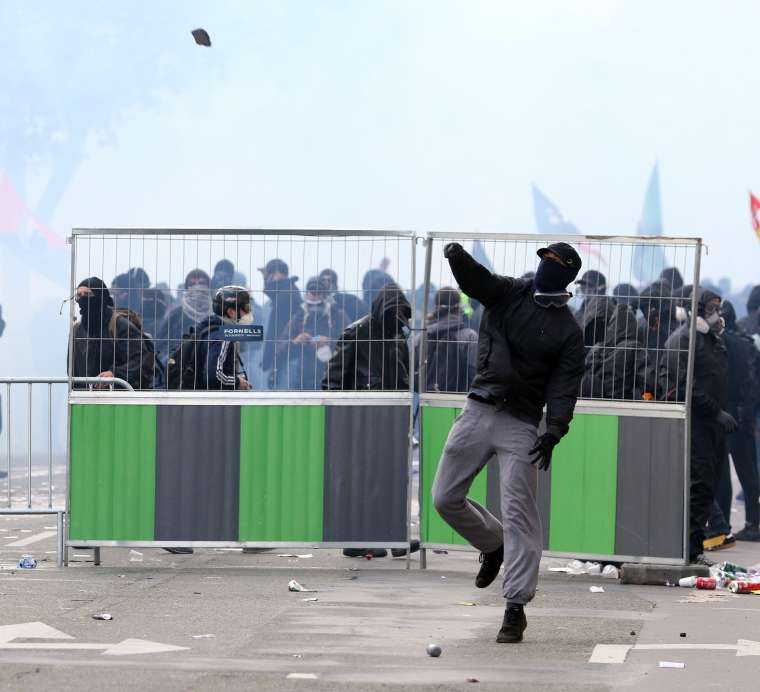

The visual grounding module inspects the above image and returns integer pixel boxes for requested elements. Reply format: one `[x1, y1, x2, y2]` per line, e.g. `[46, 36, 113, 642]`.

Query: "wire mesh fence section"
[70, 231, 415, 392]
[419, 235, 700, 402]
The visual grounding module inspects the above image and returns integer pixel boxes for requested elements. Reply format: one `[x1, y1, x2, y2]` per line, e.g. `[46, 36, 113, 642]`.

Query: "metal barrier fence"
[64, 229, 700, 568]
[416, 233, 701, 567]
[0, 377, 132, 567]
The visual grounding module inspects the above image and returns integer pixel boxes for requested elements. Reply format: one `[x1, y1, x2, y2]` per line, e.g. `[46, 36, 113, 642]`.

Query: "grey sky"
[7, 0, 760, 287]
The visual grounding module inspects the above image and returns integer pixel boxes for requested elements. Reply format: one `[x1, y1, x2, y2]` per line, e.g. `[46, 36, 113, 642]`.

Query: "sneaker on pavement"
[496, 604, 527, 643]
[475, 544, 503, 588]
[391, 540, 421, 557]
[342, 548, 388, 558]
[703, 533, 736, 551]
[692, 553, 716, 567]
[735, 525, 760, 542]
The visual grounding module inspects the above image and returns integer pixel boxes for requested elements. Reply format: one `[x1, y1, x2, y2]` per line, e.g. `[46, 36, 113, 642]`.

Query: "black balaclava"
[534, 258, 577, 293]
[77, 277, 114, 335]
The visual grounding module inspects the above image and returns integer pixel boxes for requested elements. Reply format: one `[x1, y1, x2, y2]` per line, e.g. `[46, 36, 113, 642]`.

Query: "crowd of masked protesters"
[67, 254, 760, 558]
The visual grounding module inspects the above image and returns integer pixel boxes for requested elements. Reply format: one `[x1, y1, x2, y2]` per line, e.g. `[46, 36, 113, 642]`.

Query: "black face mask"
[534, 258, 576, 293]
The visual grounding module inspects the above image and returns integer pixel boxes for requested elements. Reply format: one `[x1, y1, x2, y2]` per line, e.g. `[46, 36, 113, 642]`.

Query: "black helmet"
[213, 285, 251, 317]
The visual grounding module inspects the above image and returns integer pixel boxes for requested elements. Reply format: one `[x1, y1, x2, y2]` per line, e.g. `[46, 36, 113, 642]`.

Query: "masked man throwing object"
[432, 242, 585, 644]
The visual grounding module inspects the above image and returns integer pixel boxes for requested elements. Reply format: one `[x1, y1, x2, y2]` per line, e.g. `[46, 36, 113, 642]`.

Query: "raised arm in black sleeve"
[445, 244, 515, 309]
[544, 329, 585, 441]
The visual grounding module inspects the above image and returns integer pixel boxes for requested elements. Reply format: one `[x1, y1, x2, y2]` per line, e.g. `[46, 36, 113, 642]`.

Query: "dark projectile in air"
[191, 28, 211, 47]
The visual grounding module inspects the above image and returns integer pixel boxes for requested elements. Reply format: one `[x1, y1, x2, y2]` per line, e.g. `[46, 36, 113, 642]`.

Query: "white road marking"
[590, 640, 760, 664]
[0, 622, 188, 656]
[6, 531, 57, 547]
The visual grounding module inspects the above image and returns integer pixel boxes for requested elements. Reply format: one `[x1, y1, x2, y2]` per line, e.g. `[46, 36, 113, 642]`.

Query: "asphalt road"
[0, 463, 759, 690]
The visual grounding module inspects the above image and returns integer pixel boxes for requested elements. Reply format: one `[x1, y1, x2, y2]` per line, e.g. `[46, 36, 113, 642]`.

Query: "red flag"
[750, 192, 760, 240]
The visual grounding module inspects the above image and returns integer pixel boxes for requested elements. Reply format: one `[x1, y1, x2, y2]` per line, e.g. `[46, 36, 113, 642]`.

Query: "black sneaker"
[735, 525, 760, 542]
[163, 547, 194, 555]
[475, 545, 503, 588]
[391, 540, 421, 558]
[692, 553, 715, 567]
[342, 548, 388, 558]
[496, 604, 527, 643]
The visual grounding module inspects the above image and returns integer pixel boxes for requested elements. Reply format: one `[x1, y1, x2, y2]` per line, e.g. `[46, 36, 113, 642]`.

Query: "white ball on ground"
[426, 643, 442, 657]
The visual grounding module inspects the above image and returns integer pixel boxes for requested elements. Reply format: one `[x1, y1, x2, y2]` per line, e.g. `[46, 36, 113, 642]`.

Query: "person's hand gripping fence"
[529, 433, 559, 471]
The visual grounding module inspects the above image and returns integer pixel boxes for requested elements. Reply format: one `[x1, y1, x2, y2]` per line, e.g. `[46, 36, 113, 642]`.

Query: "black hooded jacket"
[658, 289, 727, 418]
[262, 276, 302, 378]
[69, 277, 156, 389]
[580, 304, 640, 400]
[322, 284, 411, 391]
[445, 246, 585, 440]
[635, 280, 676, 399]
[574, 293, 616, 349]
[722, 301, 760, 425]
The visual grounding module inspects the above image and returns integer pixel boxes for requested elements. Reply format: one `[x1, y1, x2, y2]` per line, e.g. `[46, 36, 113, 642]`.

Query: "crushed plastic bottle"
[129, 550, 143, 562]
[17, 555, 36, 569]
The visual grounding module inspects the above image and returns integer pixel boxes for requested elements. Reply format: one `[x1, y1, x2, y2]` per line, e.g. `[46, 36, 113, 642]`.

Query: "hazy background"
[2, 0, 759, 383]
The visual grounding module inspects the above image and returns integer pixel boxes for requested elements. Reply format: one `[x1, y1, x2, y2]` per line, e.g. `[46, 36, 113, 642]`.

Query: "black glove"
[529, 433, 559, 471]
[715, 410, 738, 434]
[443, 242, 463, 259]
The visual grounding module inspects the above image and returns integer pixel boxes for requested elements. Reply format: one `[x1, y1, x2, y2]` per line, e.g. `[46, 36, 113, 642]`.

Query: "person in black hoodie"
[319, 269, 367, 327]
[580, 303, 640, 400]
[659, 288, 736, 563]
[260, 259, 302, 388]
[69, 277, 156, 389]
[710, 301, 760, 542]
[419, 287, 478, 393]
[431, 242, 585, 645]
[322, 283, 411, 391]
[573, 270, 616, 350]
[635, 280, 676, 399]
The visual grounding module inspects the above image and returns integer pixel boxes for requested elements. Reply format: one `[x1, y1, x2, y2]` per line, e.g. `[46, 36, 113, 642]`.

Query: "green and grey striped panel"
[420, 406, 684, 560]
[69, 404, 409, 544]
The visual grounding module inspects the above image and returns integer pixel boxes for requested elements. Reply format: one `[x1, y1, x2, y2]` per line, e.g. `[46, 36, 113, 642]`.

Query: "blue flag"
[532, 184, 580, 235]
[633, 164, 668, 285]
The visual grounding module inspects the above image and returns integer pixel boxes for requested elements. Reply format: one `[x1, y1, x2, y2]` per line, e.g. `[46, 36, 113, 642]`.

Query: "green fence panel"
[548, 414, 619, 555]
[238, 406, 325, 541]
[421, 406, 488, 546]
[69, 404, 156, 541]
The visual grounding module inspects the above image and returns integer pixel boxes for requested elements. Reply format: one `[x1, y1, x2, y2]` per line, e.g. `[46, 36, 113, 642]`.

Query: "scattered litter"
[601, 565, 619, 579]
[129, 550, 143, 562]
[92, 613, 113, 621]
[288, 579, 317, 593]
[17, 555, 36, 569]
[679, 576, 716, 589]
[440, 576, 447, 580]
[729, 580, 760, 594]
[301, 597, 319, 602]
[549, 560, 603, 576]
[277, 554, 313, 559]
[191, 634, 215, 639]
[193, 591, 201, 595]
[292, 654, 303, 659]
[426, 643, 442, 657]
[680, 632, 686, 637]
[659, 661, 685, 669]
[457, 601, 477, 607]
[630, 631, 636, 636]
[589, 586, 605, 593]
[466, 679, 479, 684]
[118, 575, 126, 579]
[433, 550, 449, 555]
[347, 576, 358, 580]
[346, 567, 359, 572]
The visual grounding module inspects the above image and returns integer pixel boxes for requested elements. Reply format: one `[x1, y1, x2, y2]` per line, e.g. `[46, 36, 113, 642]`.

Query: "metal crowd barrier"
[65, 230, 418, 565]
[64, 228, 700, 569]
[416, 233, 701, 567]
[0, 376, 132, 567]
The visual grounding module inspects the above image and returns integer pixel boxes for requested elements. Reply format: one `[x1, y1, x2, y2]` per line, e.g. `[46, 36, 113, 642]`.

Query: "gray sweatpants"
[431, 398, 541, 605]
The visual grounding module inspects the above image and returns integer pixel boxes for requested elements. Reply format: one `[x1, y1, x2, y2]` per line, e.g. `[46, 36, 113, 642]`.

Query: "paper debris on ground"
[128, 550, 143, 562]
[549, 560, 604, 576]
[288, 579, 317, 592]
[589, 586, 605, 593]
[192, 634, 215, 639]
[457, 601, 477, 606]
[92, 613, 113, 621]
[659, 661, 685, 669]
[277, 554, 313, 559]
[301, 597, 319, 602]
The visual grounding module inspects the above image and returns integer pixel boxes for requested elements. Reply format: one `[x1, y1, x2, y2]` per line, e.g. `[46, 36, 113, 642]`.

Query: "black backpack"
[165, 324, 213, 390]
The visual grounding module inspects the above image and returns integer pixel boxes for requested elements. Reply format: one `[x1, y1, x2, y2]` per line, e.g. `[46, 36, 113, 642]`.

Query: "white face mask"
[238, 311, 254, 325]
[706, 311, 720, 327]
[675, 306, 688, 323]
